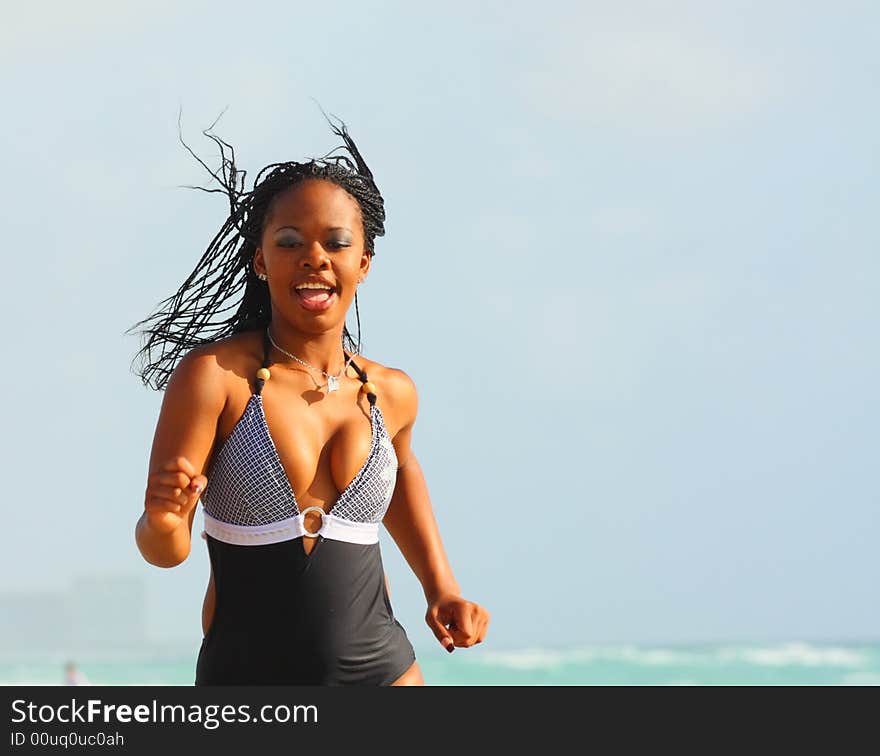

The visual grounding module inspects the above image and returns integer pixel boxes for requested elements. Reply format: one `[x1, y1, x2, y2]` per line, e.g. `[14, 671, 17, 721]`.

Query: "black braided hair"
[126, 110, 386, 391]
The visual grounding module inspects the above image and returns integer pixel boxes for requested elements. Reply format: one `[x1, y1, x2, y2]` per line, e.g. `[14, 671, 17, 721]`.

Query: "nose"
[300, 240, 331, 269]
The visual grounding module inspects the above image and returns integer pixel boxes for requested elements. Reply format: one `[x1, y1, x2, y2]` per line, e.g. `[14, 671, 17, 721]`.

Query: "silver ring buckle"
[299, 506, 326, 538]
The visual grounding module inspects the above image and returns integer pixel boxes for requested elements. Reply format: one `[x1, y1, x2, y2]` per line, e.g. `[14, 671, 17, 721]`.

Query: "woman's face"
[254, 178, 371, 335]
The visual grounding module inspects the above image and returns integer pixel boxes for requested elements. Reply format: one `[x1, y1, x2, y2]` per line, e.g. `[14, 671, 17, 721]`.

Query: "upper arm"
[147, 347, 227, 530]
[387, 368, 419, 471]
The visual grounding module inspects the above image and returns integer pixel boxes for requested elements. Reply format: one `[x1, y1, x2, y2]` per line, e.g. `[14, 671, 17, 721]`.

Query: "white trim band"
[202, 510, 380, 546]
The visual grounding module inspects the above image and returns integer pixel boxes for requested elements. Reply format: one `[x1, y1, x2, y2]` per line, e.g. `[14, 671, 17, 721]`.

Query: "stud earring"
[257, 272, 267, 281]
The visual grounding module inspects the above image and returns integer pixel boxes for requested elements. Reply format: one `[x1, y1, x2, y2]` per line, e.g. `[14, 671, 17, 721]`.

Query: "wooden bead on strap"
[256, 368, 271, 381]
[361, 381, 377, 396]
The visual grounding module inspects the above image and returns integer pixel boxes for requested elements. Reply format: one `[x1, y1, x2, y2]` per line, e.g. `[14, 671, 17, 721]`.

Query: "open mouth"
[294, 286, 338, 312]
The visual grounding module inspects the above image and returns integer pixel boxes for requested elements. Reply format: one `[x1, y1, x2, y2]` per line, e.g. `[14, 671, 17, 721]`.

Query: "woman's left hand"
[425, 595, 490, 653]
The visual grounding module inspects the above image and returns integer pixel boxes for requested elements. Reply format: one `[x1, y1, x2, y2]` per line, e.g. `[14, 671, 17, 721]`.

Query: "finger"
[448, 605, 476, 644]
[150, 471, 192, 491]
[178, 478, 207, 515]
[162, 456, 196, 478]
[147, 483, 190, 502]
[148, 485, 191, 506]
[189, 474, 208, 496]
[425, 607, 455, 653]
[475, 613, 489, 644]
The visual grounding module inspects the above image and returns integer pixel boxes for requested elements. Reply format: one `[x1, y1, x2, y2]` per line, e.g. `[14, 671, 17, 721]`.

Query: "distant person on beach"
[130, 113, 489, 685]
[63, 661, 89, 685]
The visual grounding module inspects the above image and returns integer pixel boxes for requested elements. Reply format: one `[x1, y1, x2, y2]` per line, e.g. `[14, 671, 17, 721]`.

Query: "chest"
[204, 379, 398, 527]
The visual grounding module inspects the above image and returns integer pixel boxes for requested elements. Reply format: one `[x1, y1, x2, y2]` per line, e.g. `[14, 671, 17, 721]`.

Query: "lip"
[294, 287, 338, 312]
[296, 277, 337, 289]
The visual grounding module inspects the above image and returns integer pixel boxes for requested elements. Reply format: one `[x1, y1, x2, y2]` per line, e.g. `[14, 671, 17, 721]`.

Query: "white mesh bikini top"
[200, 330, 398, 547]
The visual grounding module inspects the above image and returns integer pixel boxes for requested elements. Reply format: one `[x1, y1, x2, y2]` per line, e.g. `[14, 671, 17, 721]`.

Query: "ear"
[359, 251, 372, 282]
[253, 248, 266, 277]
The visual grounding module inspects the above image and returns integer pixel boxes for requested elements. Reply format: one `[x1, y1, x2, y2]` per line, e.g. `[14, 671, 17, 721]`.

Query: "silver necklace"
[266, 327, 355, 393]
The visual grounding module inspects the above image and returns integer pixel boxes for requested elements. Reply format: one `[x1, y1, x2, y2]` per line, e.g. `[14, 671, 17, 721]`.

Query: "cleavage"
[260, 393, 374, 513]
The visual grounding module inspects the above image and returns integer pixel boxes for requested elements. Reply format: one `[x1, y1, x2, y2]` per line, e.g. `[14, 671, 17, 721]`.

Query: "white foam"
[478, 645, 701, 669]
[476, 642, 871, 671]
[609, 646, 700, 666]
[478, 649, 567, 670]
[717, 642, 867, 668]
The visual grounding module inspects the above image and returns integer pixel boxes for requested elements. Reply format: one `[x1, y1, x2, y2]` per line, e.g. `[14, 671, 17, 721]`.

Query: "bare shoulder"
[169, 330, 262, 394]
[352, 354, 419, 431]
[149, 331, 264, 478]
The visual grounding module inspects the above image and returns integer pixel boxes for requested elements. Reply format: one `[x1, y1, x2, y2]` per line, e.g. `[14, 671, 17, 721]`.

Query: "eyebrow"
[275, 225, 352, 233]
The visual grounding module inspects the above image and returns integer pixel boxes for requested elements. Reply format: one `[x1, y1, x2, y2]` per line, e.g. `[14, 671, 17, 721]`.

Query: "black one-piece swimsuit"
[195, 330, 416, 685]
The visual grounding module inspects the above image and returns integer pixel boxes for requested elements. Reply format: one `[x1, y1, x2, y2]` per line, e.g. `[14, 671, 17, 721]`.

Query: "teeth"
[296, 283, 334, 290]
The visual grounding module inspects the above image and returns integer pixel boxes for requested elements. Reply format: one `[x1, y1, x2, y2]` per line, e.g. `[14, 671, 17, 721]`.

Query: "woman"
[130, 116, 489, 685]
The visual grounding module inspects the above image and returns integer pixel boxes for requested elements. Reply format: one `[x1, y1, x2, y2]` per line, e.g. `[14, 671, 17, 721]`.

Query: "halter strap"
[255, 327, 376, 406]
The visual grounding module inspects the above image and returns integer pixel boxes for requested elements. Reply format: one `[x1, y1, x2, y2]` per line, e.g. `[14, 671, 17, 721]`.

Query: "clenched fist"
[144, 456, 208, 534]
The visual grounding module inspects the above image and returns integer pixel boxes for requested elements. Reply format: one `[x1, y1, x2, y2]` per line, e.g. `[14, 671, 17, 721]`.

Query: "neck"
[267, 319, 351, 374]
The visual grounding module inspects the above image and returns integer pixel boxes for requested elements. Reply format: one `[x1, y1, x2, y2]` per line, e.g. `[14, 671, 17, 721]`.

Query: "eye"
[276, 238, 301, 248]
[327, 241, 351, 250]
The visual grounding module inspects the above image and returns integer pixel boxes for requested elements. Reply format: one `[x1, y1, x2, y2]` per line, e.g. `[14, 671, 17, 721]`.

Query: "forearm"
[135, 512, 192, 568]
[383, 453, 460, 603]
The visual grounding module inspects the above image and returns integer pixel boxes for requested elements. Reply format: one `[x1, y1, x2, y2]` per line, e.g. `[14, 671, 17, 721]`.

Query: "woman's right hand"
[144, 456, 208, 534]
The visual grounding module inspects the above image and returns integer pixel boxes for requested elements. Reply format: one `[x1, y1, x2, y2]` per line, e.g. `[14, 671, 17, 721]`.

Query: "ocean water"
[2, 642, 879, 686]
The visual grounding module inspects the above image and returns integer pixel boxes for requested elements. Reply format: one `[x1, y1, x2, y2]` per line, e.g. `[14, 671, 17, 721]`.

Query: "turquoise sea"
[2, 641, 879, 686]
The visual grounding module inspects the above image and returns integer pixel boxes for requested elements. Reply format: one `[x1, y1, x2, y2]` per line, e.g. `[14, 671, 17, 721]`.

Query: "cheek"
[336, 250, 366, 274]
[262, 249, 297, 270]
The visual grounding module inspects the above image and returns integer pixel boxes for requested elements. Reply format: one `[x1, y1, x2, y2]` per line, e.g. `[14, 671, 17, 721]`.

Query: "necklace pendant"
[327, 375, 340, 393]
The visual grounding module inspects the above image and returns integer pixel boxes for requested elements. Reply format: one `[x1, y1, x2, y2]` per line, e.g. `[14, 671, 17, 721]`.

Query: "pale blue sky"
[1, 1, 877, 656]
